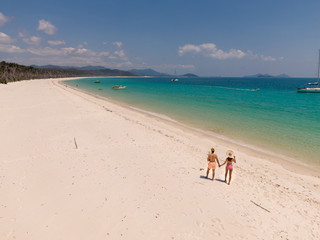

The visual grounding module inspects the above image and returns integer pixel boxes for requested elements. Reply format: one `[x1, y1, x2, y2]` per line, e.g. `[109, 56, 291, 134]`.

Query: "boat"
[112, 85, 127, 90]
[297, 82, 320, 93]
[252, 88, 260, 91]
[94, 80, 100, 83]
[297, 50, 320, 93]
[171, 69, 179, 82]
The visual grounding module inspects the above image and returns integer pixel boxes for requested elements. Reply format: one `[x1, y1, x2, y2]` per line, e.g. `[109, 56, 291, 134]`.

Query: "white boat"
[171, 69, 179, 82]
[297, 82, 320, 92]
[297, 50, 320, 93]
[112, 85, 127, 90]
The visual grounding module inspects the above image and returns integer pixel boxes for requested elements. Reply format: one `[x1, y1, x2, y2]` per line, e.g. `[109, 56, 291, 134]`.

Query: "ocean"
[64, 77, 320, 167]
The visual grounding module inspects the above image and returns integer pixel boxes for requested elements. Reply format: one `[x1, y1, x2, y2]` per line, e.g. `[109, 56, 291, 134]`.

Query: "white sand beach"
[1, 78, 320, 240]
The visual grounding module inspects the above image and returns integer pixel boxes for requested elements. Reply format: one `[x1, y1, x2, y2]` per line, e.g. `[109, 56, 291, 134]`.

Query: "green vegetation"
[0, 61, 136, 84]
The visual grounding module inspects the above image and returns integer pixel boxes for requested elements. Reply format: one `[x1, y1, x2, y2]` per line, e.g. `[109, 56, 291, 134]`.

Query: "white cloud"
[75, 47, 89, 55]
[24, 45, 110, 58]
[37, 20, 57, 35]
[0, 35, 130, 69]
[108, 48, 127, 61]
[179, 43, 282, 62]
[177, 64, 195, 69]
[27, 47, 62, 56]
[178, 44, 201, 55]
[158, 63, 195, 70]
[179, 43, 246, 60]
[61, 47, 75, 54]
[260, 55, 277, 61]
[23, 36, 42, 45]
[99, 51, 110, 57]
[48, 40, 66, 46]
[18, 32, 27, 38]
[246, 50, 259, 59]
[211, 49, 246, 59]
[17, 55, 126, 69]
[114, 49, 126, 58]
[0, 44, 24, 53]
[0, 12, 10, 27]
[113, 41, 123, 48]
[75, 47, 109, 57]
[0, 32, 12, 44]
[0, 32, 24, 54]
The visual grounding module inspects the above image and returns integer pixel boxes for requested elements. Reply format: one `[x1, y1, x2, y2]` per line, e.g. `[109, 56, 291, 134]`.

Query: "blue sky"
[1, 0, 320, 77]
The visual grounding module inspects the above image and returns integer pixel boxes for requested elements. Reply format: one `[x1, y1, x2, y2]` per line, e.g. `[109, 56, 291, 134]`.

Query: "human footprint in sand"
[220, 150, 236, 185]
[206, 148, 221, 181]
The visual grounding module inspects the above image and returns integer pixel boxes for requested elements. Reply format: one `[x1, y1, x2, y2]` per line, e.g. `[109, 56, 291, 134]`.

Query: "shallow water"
[65, 77, 320, 166]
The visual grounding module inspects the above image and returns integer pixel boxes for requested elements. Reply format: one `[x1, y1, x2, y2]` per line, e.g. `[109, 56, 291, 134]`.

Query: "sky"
[1, 0, 320, 77]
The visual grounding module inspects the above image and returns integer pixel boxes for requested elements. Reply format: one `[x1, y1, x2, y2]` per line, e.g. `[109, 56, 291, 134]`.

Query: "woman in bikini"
[220, 150, 236, 185]
[206, 148, 220, 181]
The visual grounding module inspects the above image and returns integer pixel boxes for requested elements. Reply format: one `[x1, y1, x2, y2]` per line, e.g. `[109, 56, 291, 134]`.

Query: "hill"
[182, 73, 199, 77]
[0, 62, 136, 84]
[245, 73, 290, 78]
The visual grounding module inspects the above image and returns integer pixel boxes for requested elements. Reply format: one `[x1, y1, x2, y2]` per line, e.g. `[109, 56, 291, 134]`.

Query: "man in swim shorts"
[206, 148, 221, 181]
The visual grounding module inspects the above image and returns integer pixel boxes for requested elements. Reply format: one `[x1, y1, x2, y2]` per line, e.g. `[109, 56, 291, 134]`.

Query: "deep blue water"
[65, 77, 320, 166]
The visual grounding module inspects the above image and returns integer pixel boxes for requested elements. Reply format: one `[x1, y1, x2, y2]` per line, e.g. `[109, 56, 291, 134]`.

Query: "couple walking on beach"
[206, 148, 236, 185]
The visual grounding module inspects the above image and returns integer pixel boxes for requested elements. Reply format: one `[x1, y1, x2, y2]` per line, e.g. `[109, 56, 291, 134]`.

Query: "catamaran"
[297, 50, 320, 93]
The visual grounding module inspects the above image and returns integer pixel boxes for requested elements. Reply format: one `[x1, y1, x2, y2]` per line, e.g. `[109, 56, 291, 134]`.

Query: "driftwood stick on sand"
[250, 200, 271, 213]
[74, 137, 78, 149]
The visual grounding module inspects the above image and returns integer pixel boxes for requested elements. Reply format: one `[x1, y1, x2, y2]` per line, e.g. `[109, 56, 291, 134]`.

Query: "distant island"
[244, 73, 290, 78]
[182, 73, 198, 77]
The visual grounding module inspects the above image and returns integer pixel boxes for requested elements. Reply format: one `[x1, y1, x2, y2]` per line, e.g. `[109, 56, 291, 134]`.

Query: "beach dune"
[1, 78, 319, 240]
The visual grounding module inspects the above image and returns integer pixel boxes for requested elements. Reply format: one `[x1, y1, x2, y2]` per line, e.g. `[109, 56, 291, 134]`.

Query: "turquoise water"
[65, 77, 320, 166]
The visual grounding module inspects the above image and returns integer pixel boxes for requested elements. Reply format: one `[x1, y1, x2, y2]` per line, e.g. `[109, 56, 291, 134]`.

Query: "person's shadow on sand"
[200, 175, 226, 183]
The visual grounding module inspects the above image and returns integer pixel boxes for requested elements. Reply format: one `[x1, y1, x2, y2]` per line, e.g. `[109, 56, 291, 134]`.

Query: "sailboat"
[171, 69, 179, 82]
[297, 50, 320, 93]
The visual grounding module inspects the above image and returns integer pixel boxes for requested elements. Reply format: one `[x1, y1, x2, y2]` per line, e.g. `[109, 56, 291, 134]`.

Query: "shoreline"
[60, 77, 320, 178]
[2, 77, 320, 239]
